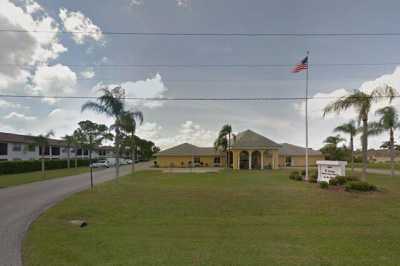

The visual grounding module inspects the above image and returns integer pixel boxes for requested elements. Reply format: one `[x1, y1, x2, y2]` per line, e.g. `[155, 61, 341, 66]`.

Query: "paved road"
[354, 167, 399, 176]
[0, 162, 151, 266]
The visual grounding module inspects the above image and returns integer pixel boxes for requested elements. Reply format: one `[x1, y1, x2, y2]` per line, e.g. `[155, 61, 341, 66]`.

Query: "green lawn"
[0, 167, 91, 188]
[23, 170, 400, 266]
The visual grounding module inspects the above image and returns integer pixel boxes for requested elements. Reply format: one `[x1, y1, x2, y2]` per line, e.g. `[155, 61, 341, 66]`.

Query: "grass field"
[23, 170, 400, 266]
[0, 167, 91, 188]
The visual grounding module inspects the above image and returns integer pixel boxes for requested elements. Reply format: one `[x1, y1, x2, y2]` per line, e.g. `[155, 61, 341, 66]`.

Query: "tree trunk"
[115, 126, 120, 179]
[131, 133, 135, 174]
[390, 128, 395, 177]
[74, 147, 78, 168]
[67, 145, 71, 169]
[228, 133, 231, 168]
[41, 145, 45, 177]
[362, 118, 368, 180]
[350, 135, 354, 175]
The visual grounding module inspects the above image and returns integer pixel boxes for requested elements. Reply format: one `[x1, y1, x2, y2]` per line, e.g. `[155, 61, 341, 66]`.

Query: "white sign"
[316, 160, 347, 183]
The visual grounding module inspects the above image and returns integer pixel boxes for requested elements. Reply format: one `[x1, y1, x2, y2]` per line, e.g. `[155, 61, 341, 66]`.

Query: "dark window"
[12, 143, 22, 152]
[214, 156, 221, 164]
[98, 150, 106, 156]
[84, 149, 89, 156]
[194, 157, 201, 163]
[51, 146, 60, 156]
[285, 157, 292, 167]
[77, 149, 82, 155]
[39, 146, 50, 156]
[0, 143, 7, 155]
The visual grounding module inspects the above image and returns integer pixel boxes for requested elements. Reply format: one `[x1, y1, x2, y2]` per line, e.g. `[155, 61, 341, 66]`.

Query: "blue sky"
[1, 0, 400, 149]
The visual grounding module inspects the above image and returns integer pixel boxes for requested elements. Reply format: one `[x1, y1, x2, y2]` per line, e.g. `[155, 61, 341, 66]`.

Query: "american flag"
[291, 56, 308, 73]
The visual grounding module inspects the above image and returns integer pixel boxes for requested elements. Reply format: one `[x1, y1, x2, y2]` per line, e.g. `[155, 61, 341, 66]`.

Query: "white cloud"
[80, 68, 95, 79]
[59, 8, 103, 44]
[0, 0, 66, 90]
[137, 120, 217, 149]
[4, 112, 36, 121]
[129, 0, 143, 6]
[0, 99, 26, 110]
[32, 64, 77, 101]
[176, 0, 190, 8]
[93, 73, 168, 109]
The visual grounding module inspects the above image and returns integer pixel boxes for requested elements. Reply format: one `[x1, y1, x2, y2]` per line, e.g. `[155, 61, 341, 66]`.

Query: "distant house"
[155, 129, 324, 169]
[0, 132, 114, 161]
[366, 149, 400, 163]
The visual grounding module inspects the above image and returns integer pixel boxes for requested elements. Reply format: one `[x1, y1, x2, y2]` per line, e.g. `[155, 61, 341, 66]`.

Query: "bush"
[289, 171, 300, 180]
[345, 181, 377, 192]
[0, 159, 90, 175]
[295, 175, 303, 181]
[335, 176, 359, 185]
[329, 178, 339, 186]
[319, 181, 329, 189]
[301, 170, 306, 176]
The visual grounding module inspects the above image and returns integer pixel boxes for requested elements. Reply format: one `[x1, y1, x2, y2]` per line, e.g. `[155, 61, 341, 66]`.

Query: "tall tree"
[62, 134, 75, 169]
[119, 110, 144, 173]
[373, 106, 400, 177]
[81, 87, 125, 179]
[334, 120, 358, 173]
[214, 124, 232, 168]
[33, 131, 54, 177]
[323, 86, 396, 179]
[75, 120, 113, 189]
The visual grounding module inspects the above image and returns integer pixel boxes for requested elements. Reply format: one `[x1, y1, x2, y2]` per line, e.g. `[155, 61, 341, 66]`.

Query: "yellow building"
[155, 129, 324, 169]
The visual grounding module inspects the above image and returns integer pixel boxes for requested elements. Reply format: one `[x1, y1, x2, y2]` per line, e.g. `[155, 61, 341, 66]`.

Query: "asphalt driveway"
[0, 162, 151, 266]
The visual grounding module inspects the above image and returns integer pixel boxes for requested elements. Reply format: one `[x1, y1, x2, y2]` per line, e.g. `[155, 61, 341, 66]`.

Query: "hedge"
[0, 159, 90, 175]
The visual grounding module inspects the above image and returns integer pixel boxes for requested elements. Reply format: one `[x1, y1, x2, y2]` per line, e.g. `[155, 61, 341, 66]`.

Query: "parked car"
[126, 159, 133, 164]
[120, 159, 129, 165]
[90, 160, 110, 168]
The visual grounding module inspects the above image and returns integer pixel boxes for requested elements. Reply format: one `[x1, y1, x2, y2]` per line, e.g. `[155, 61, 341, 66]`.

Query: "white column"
[249, 151, 252, 170]
[238, 152, 240, 169]
[49, 145, 52, 160]
[261, 151, 264, 170]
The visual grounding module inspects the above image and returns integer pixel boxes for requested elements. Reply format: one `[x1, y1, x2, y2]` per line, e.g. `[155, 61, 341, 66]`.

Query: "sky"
[1, 0, 400, 150]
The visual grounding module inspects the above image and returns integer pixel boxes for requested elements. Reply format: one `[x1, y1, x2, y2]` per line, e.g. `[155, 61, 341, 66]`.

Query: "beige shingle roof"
[279, 143, 322, 156]
[155, 143, 220, 156]
[231, 130, 281, 149]
[0, 132, 65, 146]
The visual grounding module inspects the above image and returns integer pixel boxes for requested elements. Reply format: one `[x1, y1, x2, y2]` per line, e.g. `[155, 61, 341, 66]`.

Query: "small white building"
[316, 160, 347, 183]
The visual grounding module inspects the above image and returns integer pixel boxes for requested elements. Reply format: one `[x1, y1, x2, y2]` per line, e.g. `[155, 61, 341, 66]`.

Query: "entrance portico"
[230, 130, 281, 170]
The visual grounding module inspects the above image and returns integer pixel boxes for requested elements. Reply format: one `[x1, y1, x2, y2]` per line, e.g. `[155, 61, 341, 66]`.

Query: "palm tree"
[334, 120, 358, 173]
[62, 134, 75, 169]
[34, 131, 54, 177]
[119, 110, 144, 173]
[81, 87, 125, 179]
[214, 125, 232, 168]
[323, 86, 397, 179]
[324, 134, 346, 147]
[373, 106, 400, 177]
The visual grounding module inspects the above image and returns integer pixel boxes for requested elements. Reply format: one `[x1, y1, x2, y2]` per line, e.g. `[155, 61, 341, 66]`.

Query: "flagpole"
[305, 51, 310, 180]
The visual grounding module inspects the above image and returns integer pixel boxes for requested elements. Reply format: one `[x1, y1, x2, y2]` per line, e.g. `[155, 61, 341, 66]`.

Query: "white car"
[90, 160, 110, 168]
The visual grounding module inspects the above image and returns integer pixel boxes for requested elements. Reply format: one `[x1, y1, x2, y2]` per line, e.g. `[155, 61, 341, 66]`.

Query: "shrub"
[308, 175, 317, 183]
[295, 175, 303, 181]
[345, 181, 377, 192]
[0, 159, 90, 175]
[289, 171, 300, 180]
[335, 176, 359, 185]
[319, 181, 329, 189]
[329, 178, 339, 186]
[301, 170, 306, 176]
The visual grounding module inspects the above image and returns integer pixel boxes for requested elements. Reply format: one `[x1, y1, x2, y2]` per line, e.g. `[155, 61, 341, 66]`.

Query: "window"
[98, 150, 106, 156]
[214, 156, 221, 164]
[77, 149, 82, 155]
[0, 143, 7, 155]
[84, 149, 89, 156]
[39, 146, 50, 156]
[194, 157, 200, 163]
[51, 146, 60, 156]
[12, 143, 22, 152]
[285, 156, 292, 167]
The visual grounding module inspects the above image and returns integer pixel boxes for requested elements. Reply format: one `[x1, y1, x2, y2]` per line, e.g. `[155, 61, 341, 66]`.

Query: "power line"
[0, 94, 399, 101]
[1, 63, 399, 68]
[2, 29, 400, 37]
